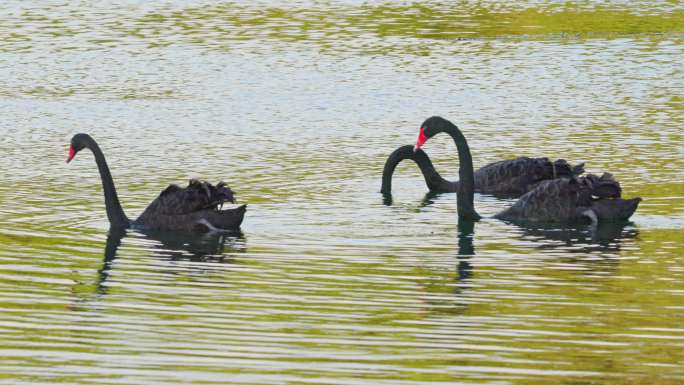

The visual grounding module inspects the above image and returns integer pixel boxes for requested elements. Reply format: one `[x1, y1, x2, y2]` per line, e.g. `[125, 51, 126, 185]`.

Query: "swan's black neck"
[437, 119, 481, 221]
[381, 145, 457, 194]
[82, 136, 130, 228]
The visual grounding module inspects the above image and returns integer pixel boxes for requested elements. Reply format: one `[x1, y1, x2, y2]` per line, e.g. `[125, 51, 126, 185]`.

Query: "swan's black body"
[473, 156, 583, 196]
[381, 145, 584, 197]
[494, 173, 640, 223]
[67, 133, 246, 232]
[400, 116, 641, 224]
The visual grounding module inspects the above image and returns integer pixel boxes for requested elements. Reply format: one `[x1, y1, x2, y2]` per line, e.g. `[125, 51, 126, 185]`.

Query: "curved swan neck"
[440, 120, 481, 221]
[82, 136, 130, 228]
[381, 145, 455, 194]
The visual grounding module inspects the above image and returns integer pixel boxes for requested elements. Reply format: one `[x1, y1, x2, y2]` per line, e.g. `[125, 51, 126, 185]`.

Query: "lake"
[0, 1, 683, 384]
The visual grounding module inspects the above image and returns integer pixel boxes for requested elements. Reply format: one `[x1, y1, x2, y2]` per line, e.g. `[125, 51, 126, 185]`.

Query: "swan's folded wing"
[475, 157, 551, 196]
[138, 180, 237, 219]
[494, 178, 593, 223]
[474, 157, 584, 197]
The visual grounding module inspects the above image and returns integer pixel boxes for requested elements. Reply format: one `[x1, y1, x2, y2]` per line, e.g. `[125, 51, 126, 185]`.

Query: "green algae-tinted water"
[1, 1, 683, 384]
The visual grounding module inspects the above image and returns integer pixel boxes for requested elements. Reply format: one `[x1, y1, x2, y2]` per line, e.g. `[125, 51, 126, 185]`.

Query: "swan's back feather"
[143, 179, 235, 215]
[135, 179, 242, 231]
[474, 157, 581, 196]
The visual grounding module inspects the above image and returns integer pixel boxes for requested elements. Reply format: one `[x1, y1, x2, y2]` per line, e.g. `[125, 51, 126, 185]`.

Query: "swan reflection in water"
[95, 228, 246, 296]
[382, 190, 442, 208]
[384, 190, 638, 313]
[516, 221, 639, 253]
[384, 189, 638, 253]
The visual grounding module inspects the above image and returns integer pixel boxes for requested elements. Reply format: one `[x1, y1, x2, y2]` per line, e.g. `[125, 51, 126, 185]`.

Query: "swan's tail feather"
[583, 173, 622, 199]
[571, 162, 586, 176]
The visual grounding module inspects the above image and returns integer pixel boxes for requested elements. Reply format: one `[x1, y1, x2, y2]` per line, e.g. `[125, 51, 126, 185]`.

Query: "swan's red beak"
[414, 127, 428, 152]
[66, 145, 76, 163]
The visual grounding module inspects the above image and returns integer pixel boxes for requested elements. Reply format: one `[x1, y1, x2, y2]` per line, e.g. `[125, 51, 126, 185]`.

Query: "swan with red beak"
[65, 133, 246, 232]
[403, 116, 640, 224]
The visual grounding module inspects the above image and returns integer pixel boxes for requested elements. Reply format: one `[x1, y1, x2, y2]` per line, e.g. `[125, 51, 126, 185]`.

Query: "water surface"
[1, 1, 683, 384]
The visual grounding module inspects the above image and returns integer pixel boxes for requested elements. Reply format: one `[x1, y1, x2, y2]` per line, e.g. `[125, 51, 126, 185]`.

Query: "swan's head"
[66, 133, 91, 163]
[414, 116, 453, 152]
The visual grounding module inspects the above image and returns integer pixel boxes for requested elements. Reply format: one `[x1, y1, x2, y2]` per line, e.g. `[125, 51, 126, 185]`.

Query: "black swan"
[394, 116, 641, 224]
[381, 146, 584, 197]
[66, 133, 246, 232]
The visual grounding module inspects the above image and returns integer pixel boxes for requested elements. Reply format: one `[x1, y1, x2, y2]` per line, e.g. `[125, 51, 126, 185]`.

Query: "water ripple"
[1, 1, 683, 384]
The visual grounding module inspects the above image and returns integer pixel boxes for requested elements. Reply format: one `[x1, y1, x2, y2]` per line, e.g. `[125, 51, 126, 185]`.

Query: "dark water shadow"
[452, 221, 637, 282]
[421, 191, 443, 207]
[425, 219, 638, 315]
[382, 190, 638, 254]
[418, 218, 476, 315]
[382, 191, 445, 207]
[96, 226, 127, 297]
[456, 218, 475, 281]
[384, 191, 639, 313]
[95, 228, 246, 297]
[142, 229, 246, 261]
[517, 221, 638, 254]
